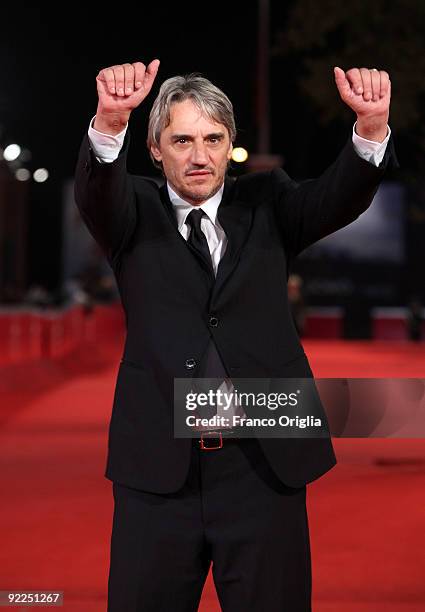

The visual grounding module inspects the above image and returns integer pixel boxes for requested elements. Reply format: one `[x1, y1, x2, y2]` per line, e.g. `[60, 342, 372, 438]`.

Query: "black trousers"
[107, 437, 312, 611]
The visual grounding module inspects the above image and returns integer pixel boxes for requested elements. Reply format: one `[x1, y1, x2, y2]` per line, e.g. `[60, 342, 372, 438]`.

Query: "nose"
[191, 142, 209, 166]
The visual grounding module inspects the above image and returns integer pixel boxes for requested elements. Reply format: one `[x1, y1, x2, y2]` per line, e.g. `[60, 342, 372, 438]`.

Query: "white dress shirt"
[168, 184, 226, 276]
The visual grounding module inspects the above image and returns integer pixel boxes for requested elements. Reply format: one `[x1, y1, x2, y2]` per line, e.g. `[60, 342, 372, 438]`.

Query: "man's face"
[151, 99, 233, 205]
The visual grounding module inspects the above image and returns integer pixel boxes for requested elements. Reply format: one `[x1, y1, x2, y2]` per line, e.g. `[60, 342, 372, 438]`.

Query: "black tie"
[185, 208, 227, 420]
[185, 209, 214, 278]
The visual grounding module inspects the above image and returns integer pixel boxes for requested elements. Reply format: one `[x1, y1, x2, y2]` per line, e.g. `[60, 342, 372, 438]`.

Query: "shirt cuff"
[352, 122, 391, 167]
[87, 116, 128, 163]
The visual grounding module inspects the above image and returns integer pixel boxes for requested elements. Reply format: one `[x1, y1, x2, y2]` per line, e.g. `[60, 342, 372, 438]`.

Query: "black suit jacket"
[74, 132, 396, 493]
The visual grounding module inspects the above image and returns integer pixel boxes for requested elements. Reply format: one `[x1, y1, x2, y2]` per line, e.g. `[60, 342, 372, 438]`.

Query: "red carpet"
[1, 338, 424, 611]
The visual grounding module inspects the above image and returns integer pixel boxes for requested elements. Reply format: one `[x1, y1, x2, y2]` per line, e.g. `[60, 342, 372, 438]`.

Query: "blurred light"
[231, 147, 249, 163]
[15, 168, 31, 182]
[33, 168, 49, 183]
[4, 144, 21, 161]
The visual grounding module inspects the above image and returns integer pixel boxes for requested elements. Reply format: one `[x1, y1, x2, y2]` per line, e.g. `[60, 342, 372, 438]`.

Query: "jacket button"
[209, 316, 219, 327]
[185, 358, 196, 370]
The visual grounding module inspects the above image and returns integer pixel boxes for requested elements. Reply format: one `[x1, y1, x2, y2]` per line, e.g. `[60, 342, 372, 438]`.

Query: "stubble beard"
[185, 186, 220, 204]
[179, 180, 223, 205]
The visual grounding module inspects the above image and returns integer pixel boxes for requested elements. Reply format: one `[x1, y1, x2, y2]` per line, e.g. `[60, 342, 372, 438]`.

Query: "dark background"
[1, 1, 424, 336]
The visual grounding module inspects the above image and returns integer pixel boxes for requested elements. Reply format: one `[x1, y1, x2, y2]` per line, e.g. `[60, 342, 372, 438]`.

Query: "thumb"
[144, 59, 160, 90]
[334, 66, 351, 100]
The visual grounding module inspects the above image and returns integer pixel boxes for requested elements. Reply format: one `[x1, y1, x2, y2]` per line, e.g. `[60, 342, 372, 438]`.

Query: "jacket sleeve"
[73, 131, 137, 267]
[272, 136, 398, 259]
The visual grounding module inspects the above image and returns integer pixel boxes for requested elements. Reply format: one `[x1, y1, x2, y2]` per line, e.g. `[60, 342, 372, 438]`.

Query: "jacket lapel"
[213, 176, 253, 299]
[159, 182, 178, 229]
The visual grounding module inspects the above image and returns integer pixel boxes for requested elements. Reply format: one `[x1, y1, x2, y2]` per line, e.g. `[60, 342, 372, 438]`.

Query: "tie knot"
[185, 208, 205, 230]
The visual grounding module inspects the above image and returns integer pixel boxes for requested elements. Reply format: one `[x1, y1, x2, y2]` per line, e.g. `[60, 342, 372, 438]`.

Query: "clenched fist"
[94, 59, 160, 135]
[334, 66, 390, 142]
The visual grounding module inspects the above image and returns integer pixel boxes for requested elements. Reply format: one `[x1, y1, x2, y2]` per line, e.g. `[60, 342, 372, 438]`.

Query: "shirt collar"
[167, 182, 224, 231]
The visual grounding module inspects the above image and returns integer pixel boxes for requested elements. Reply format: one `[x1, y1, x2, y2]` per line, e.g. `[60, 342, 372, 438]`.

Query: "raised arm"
[273, 66, 395, 258]
[74, 60, 160, 265]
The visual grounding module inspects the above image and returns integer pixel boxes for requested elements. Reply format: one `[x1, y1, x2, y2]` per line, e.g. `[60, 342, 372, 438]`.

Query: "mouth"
[186, 170, 212, 177]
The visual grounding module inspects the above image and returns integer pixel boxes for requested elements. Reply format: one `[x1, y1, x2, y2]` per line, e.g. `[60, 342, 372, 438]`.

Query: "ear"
[150, 144, 162, 162]
[227, 142, 233, 160]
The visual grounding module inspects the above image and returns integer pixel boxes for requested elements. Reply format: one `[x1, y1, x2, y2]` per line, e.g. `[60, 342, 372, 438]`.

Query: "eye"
[207, 135, 224, 145]
[177, 138, 187, 144]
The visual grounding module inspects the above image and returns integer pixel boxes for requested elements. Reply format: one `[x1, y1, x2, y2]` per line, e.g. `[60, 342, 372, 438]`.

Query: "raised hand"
[334, 67, 390, 142]
[94, 60, 160, 135]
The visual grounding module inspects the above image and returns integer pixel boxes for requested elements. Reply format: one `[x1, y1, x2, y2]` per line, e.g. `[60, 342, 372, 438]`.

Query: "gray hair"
[147, 73, 236, 168]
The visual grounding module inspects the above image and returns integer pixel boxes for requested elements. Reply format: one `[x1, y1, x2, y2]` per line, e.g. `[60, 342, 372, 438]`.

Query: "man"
[74, 59, 394, 611]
